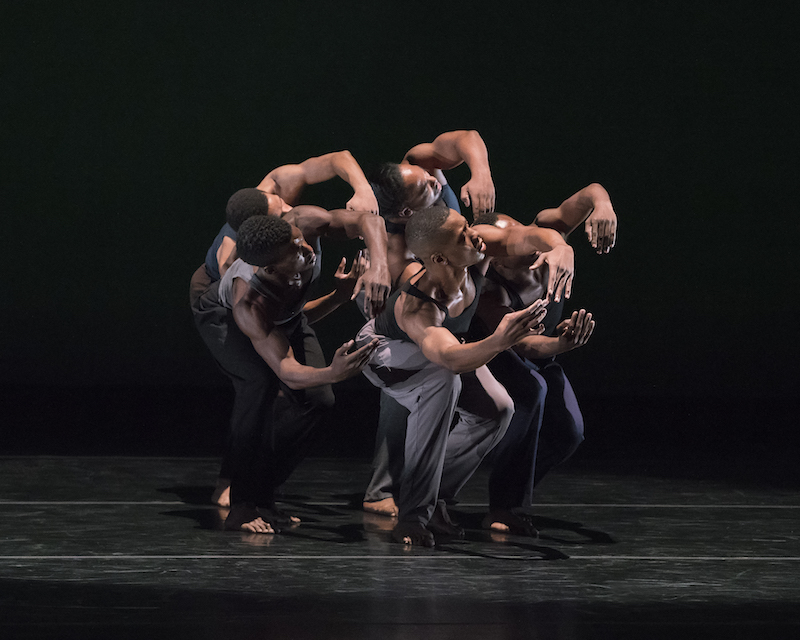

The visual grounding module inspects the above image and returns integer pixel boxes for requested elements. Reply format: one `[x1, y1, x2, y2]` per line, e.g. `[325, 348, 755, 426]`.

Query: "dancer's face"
[263, 227, 316, 291]
[398, 163, 442, 212]
[437, 210, 485, 268]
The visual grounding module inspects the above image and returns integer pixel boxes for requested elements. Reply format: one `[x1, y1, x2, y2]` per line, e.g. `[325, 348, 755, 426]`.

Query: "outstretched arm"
[534, 183, 617, 254]
[257, 150, 379, 213]
[284, 206, 391, 316]
[401, 297, 547, 374]
[233, 296, 377, 389]
[477, 290, 595, 360]
[404, 130, 495, 214]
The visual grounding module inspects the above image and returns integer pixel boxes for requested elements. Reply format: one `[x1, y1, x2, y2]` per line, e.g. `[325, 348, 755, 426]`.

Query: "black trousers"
[192, 281, 334, 506]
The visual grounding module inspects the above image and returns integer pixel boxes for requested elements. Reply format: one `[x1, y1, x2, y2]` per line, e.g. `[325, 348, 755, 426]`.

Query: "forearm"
[534, 183, 611, 236]
[302, 291, 346, 325]
[274, 357, 339, 390]
[328, 150, 373, 200]
[513, 335, 566, 361]
[406, 130, 488, 172]
[358, 213, 390, 273]
[479, 224, 568, 257]
[449, 130, 491, 179]
[423, 333, 507, 374]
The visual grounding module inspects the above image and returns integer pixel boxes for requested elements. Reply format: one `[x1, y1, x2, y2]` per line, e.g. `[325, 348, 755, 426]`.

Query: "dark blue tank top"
[204, 223, 236, 281]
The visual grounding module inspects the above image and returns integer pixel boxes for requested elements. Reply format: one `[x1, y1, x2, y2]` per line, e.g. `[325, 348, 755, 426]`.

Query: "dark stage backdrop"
[2, 3, 798, 457]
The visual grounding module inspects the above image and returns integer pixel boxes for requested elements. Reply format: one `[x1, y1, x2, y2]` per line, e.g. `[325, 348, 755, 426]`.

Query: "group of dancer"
[189, 130, 617, 546]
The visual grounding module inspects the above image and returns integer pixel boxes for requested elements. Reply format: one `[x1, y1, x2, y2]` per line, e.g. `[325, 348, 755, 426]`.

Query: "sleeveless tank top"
[375, 264, 485, 343]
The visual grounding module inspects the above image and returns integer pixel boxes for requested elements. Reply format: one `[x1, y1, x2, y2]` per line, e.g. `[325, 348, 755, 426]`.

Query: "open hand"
[584, 202, 617, 254]
[531, 245, 574, 303]
[330, 338, 379, 382]
[556, 309, 595, 350]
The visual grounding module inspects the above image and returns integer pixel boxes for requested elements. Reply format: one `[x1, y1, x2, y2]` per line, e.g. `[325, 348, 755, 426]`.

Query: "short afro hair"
[404, 204, 452, 259]
[368, 162, 408, 218]
[236, 215, 294, 267]
[226, 188, 271, 231]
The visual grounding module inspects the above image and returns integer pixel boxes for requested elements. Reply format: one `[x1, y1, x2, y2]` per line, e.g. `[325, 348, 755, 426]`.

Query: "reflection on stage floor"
[1, 455, 798, 639]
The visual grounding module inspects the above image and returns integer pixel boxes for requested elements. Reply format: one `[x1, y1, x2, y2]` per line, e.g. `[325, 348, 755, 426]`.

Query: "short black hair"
[226, 188, 271, 231]
[404, 204, 452, 258]
[369, 162, 408, 217]
[236, 215, 294, 267]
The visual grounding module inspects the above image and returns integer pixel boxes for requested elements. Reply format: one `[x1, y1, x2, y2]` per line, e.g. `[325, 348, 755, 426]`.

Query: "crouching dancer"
[357, 204, 574, 546]
[194, 215, 378, 533]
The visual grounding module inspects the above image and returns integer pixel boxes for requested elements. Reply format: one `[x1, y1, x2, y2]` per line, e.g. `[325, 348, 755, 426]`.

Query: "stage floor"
[1, 455, 798, 639]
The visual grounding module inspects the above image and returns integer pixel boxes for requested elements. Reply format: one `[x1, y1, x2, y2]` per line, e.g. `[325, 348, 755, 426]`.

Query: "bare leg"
[211, 478, 231, 508]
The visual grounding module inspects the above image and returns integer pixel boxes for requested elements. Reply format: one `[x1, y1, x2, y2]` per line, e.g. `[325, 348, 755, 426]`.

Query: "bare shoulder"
[282, 205, 330, 238]
[232, 291, 275, 340]
[396, 291, 445, 339]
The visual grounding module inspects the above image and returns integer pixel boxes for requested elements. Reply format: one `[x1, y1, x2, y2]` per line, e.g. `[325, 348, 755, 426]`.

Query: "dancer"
[191, 162, 391, 507]
[363, 130, 497, 516]
[471, 184, 616, 535]
[357, 204, 574, 546]
[194, 215, 378, 533]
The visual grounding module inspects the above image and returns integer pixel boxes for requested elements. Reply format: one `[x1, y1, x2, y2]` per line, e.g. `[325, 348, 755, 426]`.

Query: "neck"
[419, 262, 469, 301]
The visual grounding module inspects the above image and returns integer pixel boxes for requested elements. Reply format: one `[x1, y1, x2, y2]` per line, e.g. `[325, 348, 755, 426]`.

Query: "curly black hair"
[368, 162, 408, 218]
[225, 188, 271, 231]
[404, 203, 451, 258]
[236, 215, 293, 267]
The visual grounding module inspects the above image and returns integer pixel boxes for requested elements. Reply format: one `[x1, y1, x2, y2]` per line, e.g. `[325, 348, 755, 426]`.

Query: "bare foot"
[363, 497, 398, 517]
[482, 509, 539, 537]
[224, 504, 277, 534]
[392, 522, 435, 547]
[428, 500, 464, 539]
[211, 478, 231, 508]
[260, 504, 301, 525]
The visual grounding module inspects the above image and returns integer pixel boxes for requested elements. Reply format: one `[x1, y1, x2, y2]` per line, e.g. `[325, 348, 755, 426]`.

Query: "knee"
[493, 386, 515, 433]
[568, 411, 585, 450]
[559, 410, 585, 456]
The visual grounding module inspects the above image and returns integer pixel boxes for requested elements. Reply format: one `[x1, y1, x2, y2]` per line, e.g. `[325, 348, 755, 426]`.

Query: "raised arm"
[257, 150, 379, 213]
[473, 223, 575, 302]
[404, 130, 495, 214]
[533, 183, 617, 254]
[284, 205, 391, 316]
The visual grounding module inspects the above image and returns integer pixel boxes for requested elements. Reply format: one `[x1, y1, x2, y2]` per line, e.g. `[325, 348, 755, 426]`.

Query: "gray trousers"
[357, 319, 513, 526]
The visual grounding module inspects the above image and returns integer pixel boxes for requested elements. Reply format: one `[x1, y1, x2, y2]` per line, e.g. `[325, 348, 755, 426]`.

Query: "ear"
[431, 253, 447, 265]
[398, 206, 413, 218]
[264, 264, 277, 274]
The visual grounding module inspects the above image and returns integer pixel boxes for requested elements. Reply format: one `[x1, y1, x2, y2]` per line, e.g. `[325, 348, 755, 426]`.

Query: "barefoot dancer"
[357, 204, 574, 546]
[190, 154, 391, 506]
[471, 184, 616, 535]
[363, 130, 497, 516]
[194, 215, 378, 533]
